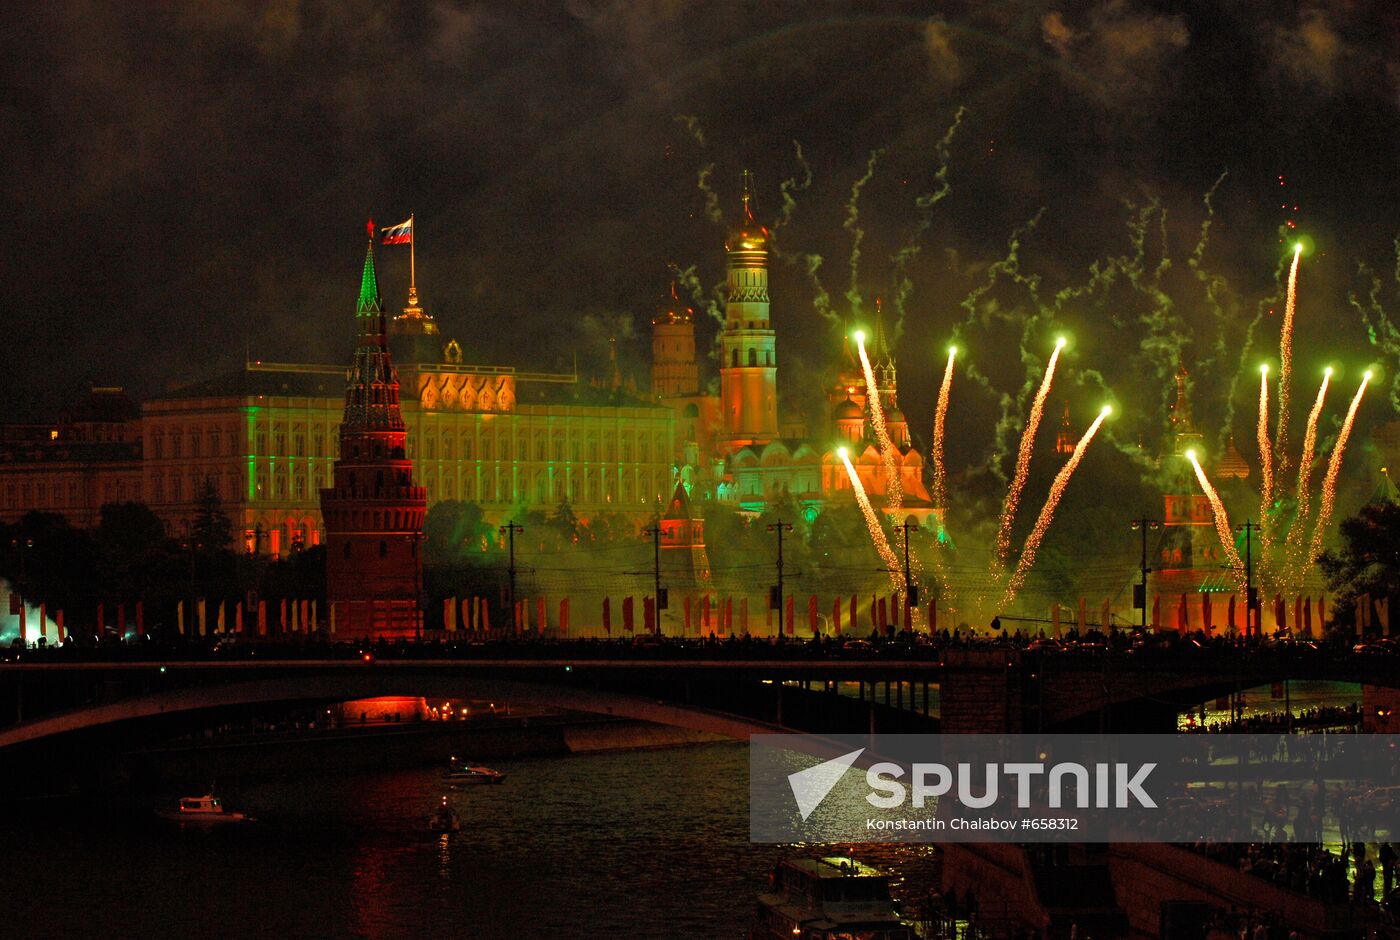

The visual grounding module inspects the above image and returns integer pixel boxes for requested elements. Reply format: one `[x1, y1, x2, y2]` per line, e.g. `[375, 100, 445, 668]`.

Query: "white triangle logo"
[787, 748, 865, 820]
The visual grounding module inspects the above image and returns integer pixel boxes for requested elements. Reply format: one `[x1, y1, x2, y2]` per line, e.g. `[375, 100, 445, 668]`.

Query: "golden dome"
[833, 397, 862, 422]
[725, 169, 769, 255]
[652, 280, 694, 326]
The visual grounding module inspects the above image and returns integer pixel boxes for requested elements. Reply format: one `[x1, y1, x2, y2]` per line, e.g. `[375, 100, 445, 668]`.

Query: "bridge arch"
[0, 674, 791, 752]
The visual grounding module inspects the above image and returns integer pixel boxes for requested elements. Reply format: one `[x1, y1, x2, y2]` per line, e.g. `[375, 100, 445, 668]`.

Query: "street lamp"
[766, 518, 794, 634]
[1129, 518, 1160, 632]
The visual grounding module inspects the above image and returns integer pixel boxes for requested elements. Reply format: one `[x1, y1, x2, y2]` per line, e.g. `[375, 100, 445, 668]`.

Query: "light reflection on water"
[0, 742, 936, 938]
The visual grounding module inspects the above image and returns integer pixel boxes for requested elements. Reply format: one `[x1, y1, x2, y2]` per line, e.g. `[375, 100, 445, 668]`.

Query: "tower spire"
[872, 296, 891, 360]
[358, 219, 382, 316]
[741, 169, 755, 221]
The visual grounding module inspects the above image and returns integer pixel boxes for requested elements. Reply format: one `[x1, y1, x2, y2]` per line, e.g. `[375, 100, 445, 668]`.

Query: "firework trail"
[889, 106, 967, 337]
[1185, 450, 1246, 585]
[959, 210, 1044, 328]
[668, 262, 724, 326]
[769, 140, 811, 247]
[999, 407, 1110, 607]
[855, 331, 902, 509]
[1282, 368, 1332, 582]
[1223, 248, 1289, 451]
[1275, 244, 1303, 474]
[1256, 365, 1274, 547]
[843, 149, 884, 318]
[801, 253, 838, 325]
[838, 448, 903, 593]
[1293, 368, 1332, 516]
[672, 114, 706, 148]
[1350, 242, 1400, 412]
[1190, 170, 1231, 373]
[672, 115, 723, 226]
[1307, 372, 1372, 567]
[931, 346, 956, 510]
[994, 337, 1065, 568]
[696, 163, 722, 224]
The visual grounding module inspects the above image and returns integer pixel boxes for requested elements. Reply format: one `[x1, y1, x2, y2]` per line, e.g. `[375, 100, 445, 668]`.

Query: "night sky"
[6, 1, 1400, 494]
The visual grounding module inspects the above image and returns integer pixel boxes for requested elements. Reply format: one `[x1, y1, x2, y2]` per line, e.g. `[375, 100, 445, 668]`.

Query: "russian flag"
[381, 217, 413, 245]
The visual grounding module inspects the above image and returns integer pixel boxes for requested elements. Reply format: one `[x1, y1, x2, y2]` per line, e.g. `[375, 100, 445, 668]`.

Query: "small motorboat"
[428, 796, 461, 833]
[155, 794, 252, 825]
[445, 756, 505, 785]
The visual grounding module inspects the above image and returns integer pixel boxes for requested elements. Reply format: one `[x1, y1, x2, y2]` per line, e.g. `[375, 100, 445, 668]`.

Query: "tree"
[192, 477, 235, 553]
[547, 498, 581, 545]
[1318, 501, 1400, 633]
[0, 512, 100, 628]
[96, 501, 171, 602]
[423, 500, 490, 565]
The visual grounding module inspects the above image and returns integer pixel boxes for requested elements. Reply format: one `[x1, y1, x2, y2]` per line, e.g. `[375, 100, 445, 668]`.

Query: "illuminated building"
[692, 173, 933, 522]
[718, 170, 779, 449]
[319, 227, 427, 638]
[659, 478, 710, 582]
[0, 387, 142, 526]
[0, 232, 678, 553]
[1055, 402, 1075, 457]
[1154, 365, 1234, 619]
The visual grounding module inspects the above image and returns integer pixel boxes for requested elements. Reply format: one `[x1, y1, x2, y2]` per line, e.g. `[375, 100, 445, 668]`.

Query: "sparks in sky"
[1283, 366, 1332, 581]
[1307, 371, 1372, 567]
[994, 337, 1065, 569]
[930, 345, 956, 512]
[1257, 364, 1273, 516]
[854, 331, 902, 509]
[838, 447, 902, 593]
[1274, 243, 1303, 477]
[1186, 449, 1246, 586]
[1000, 405, 1109, 608]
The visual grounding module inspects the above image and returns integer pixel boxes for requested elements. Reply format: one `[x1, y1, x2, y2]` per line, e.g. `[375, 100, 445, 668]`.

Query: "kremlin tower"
[868, 299, 910, 448]
[1155, 364, 1224, 613]
[320, 223, 428, 638]
[651, 282, 698, 399]
[719, 170, 778, 449]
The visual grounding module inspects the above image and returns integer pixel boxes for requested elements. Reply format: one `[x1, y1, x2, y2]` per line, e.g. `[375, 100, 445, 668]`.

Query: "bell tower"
[320, 222, 428, 638]
[719, 170, 778, 448]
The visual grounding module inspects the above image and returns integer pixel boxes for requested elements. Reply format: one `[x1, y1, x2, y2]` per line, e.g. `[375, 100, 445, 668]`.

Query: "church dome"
[726, 219, 768, 254]
[833, 397, 862, 422]
[652, 281, 693, 326]
[725, 169, 769, 255]
[885, 407, 906, 425]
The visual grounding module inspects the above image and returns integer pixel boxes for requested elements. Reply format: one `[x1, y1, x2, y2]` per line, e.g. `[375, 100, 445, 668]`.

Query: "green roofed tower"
[320, 221, 427, 638]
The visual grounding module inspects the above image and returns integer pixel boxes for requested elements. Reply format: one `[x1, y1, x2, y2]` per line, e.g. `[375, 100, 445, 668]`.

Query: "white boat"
[155, 794, 252, 824]
[445, 756, 505, 785]
[428, 796, 461, 833]
[750, 856, 914, 940]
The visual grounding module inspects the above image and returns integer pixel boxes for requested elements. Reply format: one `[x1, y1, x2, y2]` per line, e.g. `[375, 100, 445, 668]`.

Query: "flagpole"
[409, 212, 416, 303]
